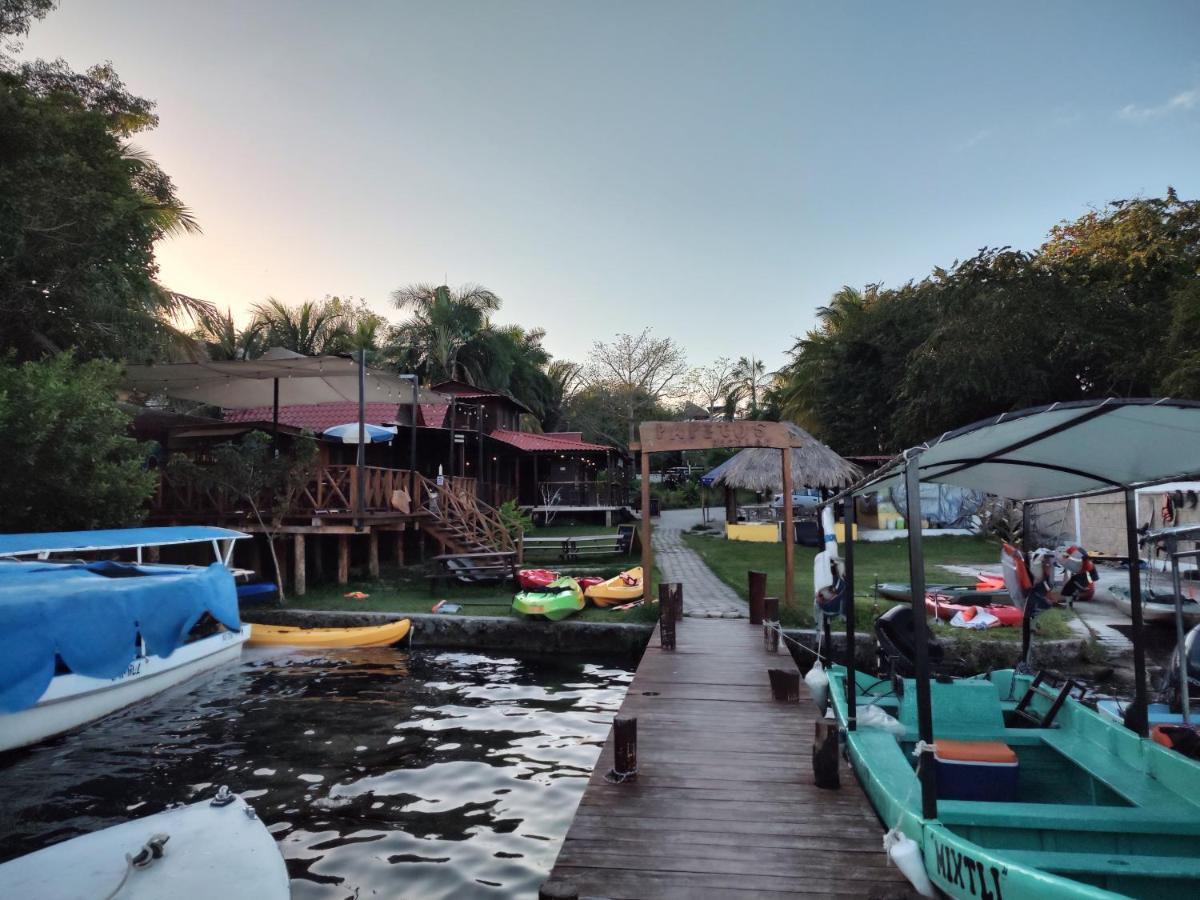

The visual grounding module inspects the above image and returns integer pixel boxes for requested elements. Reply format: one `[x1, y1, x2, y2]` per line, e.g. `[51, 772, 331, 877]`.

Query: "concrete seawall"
[243, 608, 653, 656]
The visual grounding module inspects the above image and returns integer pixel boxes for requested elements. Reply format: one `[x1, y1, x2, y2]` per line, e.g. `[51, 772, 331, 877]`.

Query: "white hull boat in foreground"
[0, 625, 249, 753]
[0, 789, 289, 900]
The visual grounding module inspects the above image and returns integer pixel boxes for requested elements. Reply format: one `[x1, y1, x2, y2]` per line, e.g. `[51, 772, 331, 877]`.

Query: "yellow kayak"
[248, 619, 411, 648]
[584, 567, 644, 607]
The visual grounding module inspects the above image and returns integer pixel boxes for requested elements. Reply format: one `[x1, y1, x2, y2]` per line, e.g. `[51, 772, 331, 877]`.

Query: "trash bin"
[793, 519, 822, 547]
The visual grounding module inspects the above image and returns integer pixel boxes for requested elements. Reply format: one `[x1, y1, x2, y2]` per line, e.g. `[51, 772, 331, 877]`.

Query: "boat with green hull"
[818, 399, 1200, 899]
[828, 666, 1200, 899]
[512, 575, 584, 621]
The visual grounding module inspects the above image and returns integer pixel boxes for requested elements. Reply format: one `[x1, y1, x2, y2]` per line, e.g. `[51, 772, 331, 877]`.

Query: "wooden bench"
[522, 527, 635, 562]
[428, 551, 518, 592]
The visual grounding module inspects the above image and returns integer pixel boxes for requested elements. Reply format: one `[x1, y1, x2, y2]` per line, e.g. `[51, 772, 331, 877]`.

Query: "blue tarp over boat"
[0, 561, 240, 713]
[0, 526, 246, 558]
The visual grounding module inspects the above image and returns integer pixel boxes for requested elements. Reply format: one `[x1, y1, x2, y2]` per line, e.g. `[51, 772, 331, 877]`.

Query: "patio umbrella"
[323, 423, 398, 444]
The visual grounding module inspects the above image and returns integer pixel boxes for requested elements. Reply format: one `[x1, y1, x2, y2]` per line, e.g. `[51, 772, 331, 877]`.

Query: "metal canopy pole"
[1167, 540, 1192, 726]
[904, 454, 937, 820]
[1123, 488, 1150, 738]
[272, 377, 280, 456]
[844, 496, 857, 731]
[409, 376, 419, 473]
[355, 350, 366, 530]
[1019, 502, 1035, 667]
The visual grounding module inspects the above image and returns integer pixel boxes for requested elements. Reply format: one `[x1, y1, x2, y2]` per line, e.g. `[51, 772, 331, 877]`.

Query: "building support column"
[368, 530, 380, 579]
[337, 534, 350, 584]
[293, 533, 306, 597]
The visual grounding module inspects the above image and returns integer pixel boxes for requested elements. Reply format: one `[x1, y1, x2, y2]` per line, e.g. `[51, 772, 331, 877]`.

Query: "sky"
[19, 0, 1200, 371]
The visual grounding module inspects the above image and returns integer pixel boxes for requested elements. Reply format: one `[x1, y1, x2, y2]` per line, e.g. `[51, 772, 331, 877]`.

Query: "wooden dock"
[544, 617, 910, 899]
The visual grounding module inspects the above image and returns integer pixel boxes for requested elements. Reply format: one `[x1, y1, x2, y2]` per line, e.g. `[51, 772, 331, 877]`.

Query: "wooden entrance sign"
[635, 421, 805, 607]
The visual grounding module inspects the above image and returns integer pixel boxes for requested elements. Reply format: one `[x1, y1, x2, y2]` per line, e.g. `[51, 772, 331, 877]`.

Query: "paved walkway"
[653, 511, 747, 618]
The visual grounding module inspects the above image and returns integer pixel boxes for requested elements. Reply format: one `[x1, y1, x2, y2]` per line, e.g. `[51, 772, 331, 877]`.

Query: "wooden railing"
[416, 473, 519, 554]
[536, 481, 627, 508]
[152, 464, 420, 518]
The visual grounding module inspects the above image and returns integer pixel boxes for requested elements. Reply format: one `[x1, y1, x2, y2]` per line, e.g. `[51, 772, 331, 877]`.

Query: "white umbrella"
[323, 423, 399, 444]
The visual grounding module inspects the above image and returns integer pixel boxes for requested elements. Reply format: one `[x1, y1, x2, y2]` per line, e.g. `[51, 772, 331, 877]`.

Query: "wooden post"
[274, 538, 287, 591]
[611, 716, 637, 781]
[293, 534, 306, 597]
[395, 531, 406, 566]
[813, 719, 841, 789]
[763, 596, 780, 653]
[659, 583, 678, 650]
[337, 534, 350, 584]
[368, 531, 380, 579]
[724, 485, 737, 525]
[641, 449, 652, 603]
[748, 570, 767, 624]
[768, 668, 800, 702]
[781, 447, 794, 608]
[539, 881, 579, 900]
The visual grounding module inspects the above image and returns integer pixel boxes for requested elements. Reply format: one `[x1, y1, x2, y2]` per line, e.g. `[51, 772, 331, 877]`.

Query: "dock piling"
[748, 570, 766, 624]
[606, 716, 638, 784]
[768, 667, 800, 702]
[763, 596, 780, 653]
[813, 719, 841, 789]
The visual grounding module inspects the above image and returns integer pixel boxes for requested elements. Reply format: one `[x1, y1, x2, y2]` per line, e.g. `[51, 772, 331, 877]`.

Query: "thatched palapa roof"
[713, 422, 860, 492]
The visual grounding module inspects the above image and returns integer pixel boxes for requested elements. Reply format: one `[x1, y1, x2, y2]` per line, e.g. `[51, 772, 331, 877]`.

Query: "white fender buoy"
[805, 660, 829, 712]
[884, 830, 936, 897]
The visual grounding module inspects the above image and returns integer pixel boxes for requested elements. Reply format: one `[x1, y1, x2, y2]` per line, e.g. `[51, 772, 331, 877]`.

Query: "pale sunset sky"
[21, 0, 1200, 369]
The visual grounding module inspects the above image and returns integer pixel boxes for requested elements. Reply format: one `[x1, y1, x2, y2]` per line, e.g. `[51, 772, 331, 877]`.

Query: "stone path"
[652, 524, 747, 618]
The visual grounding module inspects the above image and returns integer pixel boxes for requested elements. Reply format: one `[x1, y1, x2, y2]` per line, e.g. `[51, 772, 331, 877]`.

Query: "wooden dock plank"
[544, 617, 911, 898]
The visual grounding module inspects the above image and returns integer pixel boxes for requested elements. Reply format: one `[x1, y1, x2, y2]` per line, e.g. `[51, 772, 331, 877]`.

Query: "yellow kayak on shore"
[248, 619, 411, 648]
[584, 567, 644, 607]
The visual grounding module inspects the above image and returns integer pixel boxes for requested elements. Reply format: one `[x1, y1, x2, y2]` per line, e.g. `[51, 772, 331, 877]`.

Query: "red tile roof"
[224, 402, 401, 432]
[489, 429, 610, 453]
[419, 403, 448, 427]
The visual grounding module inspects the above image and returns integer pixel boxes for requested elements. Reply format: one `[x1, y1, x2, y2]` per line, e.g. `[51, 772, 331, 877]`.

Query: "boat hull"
[0, 792, 288, 899]
[0, 626, 249, 753]
[1110, 590, 1200, 626]
[247, 619, 411, 648]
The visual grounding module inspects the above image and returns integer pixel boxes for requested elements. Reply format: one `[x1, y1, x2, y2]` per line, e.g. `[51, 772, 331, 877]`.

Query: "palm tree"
[192, 308, 265, 360]
[390, 283, 501, 381]
[251, 298, 349, 356]
[730, 355, 771, 416]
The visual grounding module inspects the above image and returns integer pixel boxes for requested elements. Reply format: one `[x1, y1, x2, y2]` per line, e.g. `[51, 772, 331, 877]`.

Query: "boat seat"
[1002, 849, 1200, 880]
[939, 800, 1200, 834]
[1040, 731, 1200, 811]
[899, 679, 1005, 736]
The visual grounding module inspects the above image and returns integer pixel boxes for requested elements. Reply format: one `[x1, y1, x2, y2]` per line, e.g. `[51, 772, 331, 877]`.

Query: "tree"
[542, 359, 582, 432]
[684, 357, 736, 417]
[729, 354, 772, 417]
[193, 307, 266, 361]
[166, 431, 317, 602]
[584, 328, 688, 443]
[389, 282, 502, 382]
[0, 3, 210, 363]
[0, 353, 157, 531]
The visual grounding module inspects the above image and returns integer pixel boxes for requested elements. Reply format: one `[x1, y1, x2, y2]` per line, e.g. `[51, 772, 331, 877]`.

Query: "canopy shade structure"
[712, 422, 860, 492]
[322, 422, 398, 444]
[0, 526, 248, 558]
[123, 348, 442, 410]
[838, 399, 1200, 504]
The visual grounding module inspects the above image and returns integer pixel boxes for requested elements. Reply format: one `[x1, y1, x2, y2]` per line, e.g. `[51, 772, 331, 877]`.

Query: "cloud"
[953, 129, 991, 151]
[1118, 88, 1199, 121]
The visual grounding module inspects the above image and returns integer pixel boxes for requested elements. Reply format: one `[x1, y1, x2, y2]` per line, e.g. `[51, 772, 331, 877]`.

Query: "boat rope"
[911, 739, 936, 758]
[762, 621, 822, 659]
[603, 765, 639, 784]
[98, 833, 170, 900]
[210, 785, 236, 807]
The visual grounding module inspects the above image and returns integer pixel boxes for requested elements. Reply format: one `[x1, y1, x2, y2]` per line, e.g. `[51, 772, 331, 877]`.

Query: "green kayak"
[827, 665, 1200, 899]
[512, 575, 584, 621]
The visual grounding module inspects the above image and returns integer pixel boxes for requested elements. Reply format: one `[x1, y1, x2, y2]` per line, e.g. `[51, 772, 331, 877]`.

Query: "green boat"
[821, 399, 1200, 899]
[877, 581, 1007, 604]
[512, 575, 584, 621]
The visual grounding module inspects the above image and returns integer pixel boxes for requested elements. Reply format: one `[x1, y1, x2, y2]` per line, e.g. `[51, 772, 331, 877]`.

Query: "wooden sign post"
[635, 421, 804, 609]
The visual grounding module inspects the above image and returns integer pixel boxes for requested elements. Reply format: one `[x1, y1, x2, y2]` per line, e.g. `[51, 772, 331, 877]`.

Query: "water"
[0, 648, 633, 899]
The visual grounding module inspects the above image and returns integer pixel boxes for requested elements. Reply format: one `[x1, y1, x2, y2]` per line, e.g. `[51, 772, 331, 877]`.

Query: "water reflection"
[0, 648, 632, 899]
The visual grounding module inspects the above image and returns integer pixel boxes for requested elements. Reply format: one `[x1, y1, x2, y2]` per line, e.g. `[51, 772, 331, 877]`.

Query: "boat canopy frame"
[0, 526, 249, 566]
[824, 397, 1200, 822]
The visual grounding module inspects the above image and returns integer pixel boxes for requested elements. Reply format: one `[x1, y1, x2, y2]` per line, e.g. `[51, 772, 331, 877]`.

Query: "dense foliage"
[0, 354, 157, 531]
[772, 191, 1200, 452]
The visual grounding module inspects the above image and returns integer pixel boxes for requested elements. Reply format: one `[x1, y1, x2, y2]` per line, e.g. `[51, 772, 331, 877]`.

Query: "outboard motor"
[1164, 624, 1200, 713]
[875, 605, 945, 678]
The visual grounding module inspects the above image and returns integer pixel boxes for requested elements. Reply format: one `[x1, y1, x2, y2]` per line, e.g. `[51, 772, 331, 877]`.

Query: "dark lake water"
[0, 648, 633, 899]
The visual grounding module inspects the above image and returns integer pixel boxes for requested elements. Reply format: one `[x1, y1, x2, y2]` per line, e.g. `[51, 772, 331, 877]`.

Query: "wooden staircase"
[414, 473, 520, 558]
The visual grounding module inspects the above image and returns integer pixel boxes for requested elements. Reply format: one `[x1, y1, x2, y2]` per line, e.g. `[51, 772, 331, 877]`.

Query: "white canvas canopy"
[844, 399, 1200, 503]
[124, 347, 441, 409]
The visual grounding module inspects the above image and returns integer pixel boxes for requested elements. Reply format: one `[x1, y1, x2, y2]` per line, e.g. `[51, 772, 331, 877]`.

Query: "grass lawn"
[680, 532, 1074, 640]
[281, 561, 659, 624]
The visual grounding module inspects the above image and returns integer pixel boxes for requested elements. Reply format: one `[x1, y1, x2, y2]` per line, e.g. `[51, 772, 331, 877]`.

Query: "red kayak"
[925, 593, 1025, 627]
[517, 569, 605, 592]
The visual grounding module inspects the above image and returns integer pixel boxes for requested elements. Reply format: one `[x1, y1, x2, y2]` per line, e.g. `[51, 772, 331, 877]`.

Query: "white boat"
[0, 788, 290, 899]
[1109, 583, 1200, 626]
[0, 527, 251, 752]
